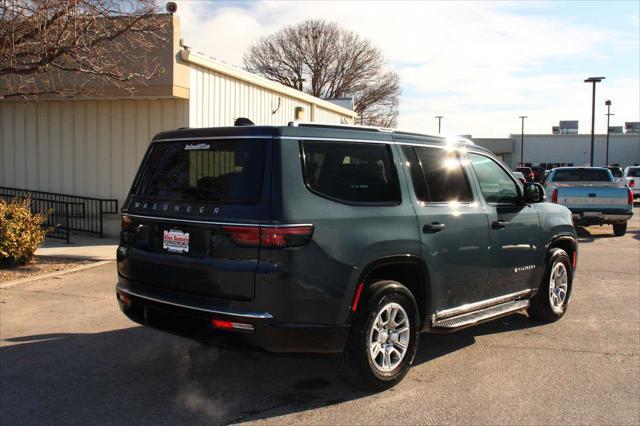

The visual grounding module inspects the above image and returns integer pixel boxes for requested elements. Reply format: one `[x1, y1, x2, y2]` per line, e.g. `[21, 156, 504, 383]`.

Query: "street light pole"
[605, 100, 614, 166]
[435, 116, 443, 134]
[584, 77, 605, 166]
[519, 115, 527, 166]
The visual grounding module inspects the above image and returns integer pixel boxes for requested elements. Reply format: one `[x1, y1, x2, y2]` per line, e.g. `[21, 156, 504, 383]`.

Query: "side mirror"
[524, 182, 545, 204]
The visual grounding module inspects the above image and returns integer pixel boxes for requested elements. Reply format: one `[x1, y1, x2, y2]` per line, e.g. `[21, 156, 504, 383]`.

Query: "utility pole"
[584, 77, 605, 166]
[605, 100, 614, 166]
[519, 116, 527, 166]
[435, 116, 443, 134]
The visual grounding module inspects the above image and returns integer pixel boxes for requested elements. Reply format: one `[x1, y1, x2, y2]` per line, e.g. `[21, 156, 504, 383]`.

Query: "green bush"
[0, 198, 47, 267]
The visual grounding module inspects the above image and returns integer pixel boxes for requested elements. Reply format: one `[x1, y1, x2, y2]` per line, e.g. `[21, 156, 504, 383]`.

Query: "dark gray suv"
[116, 122, 578, 390]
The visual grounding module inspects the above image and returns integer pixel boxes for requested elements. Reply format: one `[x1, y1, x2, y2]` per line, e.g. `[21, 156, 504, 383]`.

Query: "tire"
[613, 223, 627, 236]
[337, 280, 420, 391]
[527, 248, 572, 322]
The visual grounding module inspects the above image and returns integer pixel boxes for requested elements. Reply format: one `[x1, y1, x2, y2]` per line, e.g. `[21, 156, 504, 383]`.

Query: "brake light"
[222, 226, 261, 246]
[223, 225, 313, 248]
[551, 189, 558, 203]
[629, 188, 634, 205]
[260, 226, 314, 248]
[121, 215, 134, 231]
[630, 180, 635, 188]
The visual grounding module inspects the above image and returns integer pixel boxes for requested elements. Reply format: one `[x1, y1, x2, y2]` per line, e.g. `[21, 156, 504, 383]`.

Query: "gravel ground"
[0, 256, 95, 283]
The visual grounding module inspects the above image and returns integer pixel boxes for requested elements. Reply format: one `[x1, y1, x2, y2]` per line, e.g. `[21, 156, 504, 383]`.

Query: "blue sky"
[174, 1, 639, 137]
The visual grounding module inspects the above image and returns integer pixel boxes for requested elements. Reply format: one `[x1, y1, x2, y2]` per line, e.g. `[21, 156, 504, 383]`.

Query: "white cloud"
[173, 1, 639, 137]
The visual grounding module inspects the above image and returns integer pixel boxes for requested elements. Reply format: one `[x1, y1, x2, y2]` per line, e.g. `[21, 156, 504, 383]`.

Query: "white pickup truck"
[544, 167, 634, 236]
[624, 166, 640, 201]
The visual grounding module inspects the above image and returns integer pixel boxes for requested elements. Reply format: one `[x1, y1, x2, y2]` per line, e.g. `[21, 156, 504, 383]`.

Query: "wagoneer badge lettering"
[184, 143, 211, 150]
[514, 265, 536, 274]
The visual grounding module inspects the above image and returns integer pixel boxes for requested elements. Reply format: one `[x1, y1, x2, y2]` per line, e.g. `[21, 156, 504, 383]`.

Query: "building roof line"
[180, 49, 358, 119]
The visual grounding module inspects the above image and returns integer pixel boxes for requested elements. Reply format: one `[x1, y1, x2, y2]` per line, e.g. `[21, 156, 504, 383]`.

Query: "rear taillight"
[629, 188, 634, 205]
[551, 189, 558, 203]
[121, 215, 134, 231]
[120, 215, 135, 244]
[630, 180, 635, 188]
[260, 226, 314, 248]
[222, 225, 261, 246]
[223, 225, 313, 248]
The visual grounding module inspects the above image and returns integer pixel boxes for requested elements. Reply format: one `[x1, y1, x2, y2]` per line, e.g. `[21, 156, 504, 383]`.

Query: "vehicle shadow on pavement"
[0, 314, 543, 425]
[575, 226, 618, 243]
[414, 312, 543, 364]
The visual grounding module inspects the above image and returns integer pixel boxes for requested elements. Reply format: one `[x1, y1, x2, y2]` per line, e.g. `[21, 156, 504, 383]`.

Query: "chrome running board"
[432, 299, 530, 329]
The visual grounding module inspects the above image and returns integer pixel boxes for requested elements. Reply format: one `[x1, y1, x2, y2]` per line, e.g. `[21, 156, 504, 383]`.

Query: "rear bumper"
[570, 210, 633, 225]
[116, 281, 349, 354]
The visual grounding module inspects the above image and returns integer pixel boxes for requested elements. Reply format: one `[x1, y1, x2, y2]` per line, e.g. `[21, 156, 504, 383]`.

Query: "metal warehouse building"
[0, 16, 357, 236]
[473, 133, 640, 169]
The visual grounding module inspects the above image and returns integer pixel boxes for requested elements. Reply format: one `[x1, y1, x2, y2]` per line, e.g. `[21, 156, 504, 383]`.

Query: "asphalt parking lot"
[1, 209, 639, 425]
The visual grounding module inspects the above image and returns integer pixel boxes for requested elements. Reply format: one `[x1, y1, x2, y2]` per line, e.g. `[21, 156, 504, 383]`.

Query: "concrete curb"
[0, 260, 114, 289]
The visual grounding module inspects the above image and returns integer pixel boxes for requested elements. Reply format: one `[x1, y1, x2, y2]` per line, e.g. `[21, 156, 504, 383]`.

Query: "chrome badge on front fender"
[514, 265, 536, 274]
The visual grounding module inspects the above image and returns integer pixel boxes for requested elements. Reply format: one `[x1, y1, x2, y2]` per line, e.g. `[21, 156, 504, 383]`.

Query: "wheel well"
[363, 262, 428, 323]
[549, 237, 576, 266]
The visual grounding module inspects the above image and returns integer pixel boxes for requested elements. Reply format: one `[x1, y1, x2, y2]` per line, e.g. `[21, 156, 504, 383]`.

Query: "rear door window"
[132, 140, 266, 204]
[301, 141, 400, 205]
[402, 145, 473, 203]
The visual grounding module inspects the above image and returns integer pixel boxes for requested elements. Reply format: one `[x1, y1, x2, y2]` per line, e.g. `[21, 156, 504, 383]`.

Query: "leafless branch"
[243, 20, 401, 127]
[0, 0, 170, 99]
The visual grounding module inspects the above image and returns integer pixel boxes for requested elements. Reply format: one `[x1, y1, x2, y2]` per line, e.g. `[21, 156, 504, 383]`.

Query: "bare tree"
[243, 20, 400, 127]
[0, 0, 169, 99]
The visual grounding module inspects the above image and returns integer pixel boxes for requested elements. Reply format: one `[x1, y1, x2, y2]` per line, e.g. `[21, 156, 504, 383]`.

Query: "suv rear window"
[552, 169, 611, 182]
[132, 140, 265, 204]
[301, 141, 400, 204]
[627, 168, 640, 177]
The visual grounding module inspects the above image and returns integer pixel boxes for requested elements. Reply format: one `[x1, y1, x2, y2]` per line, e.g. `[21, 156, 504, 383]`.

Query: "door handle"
[492, 219, 510, 229]
[423, 222, 446, 233]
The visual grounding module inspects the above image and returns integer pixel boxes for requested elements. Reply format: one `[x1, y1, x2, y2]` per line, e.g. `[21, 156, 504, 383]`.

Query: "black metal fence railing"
[0, 187, 119, 242]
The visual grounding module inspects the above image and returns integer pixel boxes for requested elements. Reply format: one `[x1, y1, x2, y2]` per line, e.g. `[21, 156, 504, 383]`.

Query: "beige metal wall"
[188, 64, 352, 127]
[312, 105, 350, 124]
[0, 98, 188, 234]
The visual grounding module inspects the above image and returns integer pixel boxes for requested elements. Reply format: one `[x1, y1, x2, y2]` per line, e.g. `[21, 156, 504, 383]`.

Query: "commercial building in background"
[552, 120, 579, 135]
[0, 15, 357, 235]
[626, 122, 640, 134]
[472, 133, 640, 170]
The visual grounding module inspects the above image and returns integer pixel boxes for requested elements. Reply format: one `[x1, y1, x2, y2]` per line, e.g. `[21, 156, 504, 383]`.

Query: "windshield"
[552, 169, 612, 182]
[132, 140, 266, 204]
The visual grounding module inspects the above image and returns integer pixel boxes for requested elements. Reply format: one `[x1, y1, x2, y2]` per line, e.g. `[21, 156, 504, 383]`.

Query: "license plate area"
[163, 228, 190, 253]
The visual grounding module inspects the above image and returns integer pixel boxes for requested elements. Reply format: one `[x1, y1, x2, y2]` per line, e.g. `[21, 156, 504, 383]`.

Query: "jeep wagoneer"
[116, 121, 577, 389]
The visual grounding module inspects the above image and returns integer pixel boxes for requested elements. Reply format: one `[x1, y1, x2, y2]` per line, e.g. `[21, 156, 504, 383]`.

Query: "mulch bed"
[0, 256, 96, 283]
